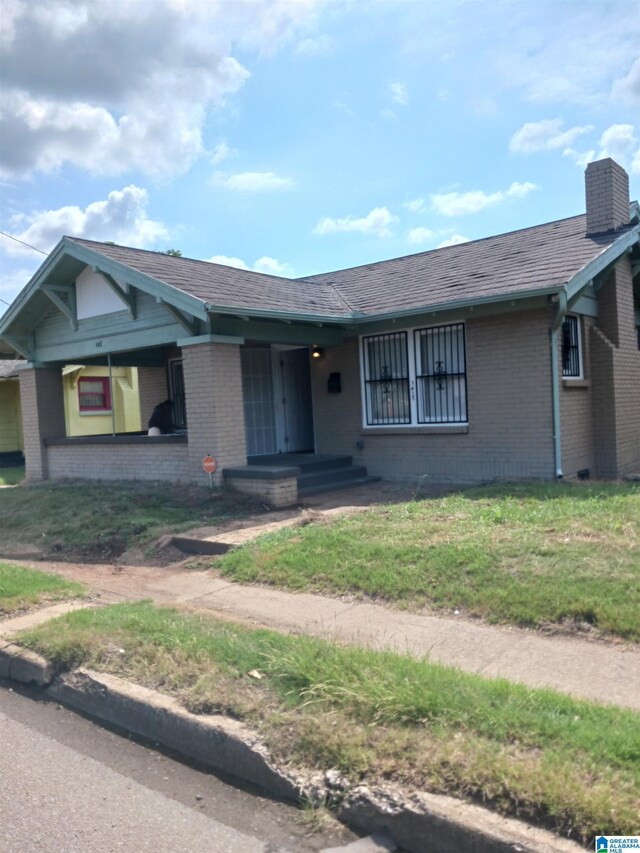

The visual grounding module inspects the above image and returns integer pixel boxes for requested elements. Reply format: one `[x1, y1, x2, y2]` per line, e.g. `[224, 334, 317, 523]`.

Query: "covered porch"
[0, 236, 376, 503]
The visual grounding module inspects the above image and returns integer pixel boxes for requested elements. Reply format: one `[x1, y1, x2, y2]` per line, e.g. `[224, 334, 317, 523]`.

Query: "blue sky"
[1, 0, 639, 316]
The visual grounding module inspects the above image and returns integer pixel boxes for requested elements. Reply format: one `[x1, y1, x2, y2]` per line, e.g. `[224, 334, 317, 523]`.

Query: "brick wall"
[560, 316, 595, 478]
[312, 309, 556, 483]
[590, 256, 640, 476]
[47, 441, 189, 482]
[225, 474, 297, 507]
[19, 367, 66, 480]
[182, 342, 247, 484]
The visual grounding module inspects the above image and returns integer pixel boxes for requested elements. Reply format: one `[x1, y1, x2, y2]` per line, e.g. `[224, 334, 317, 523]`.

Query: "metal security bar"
[168, 358, 187, 430]
[562, 316, 581, 377]
[414, 323, 467, 423]
[362, 332, 410, 425]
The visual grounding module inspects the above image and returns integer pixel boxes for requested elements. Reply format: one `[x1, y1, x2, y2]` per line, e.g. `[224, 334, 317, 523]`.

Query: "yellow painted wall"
[63, 366, 142, 436]
[0, 380, 23, 452]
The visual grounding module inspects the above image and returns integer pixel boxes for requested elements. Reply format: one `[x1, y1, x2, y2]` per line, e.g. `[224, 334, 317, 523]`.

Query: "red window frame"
[78, 377, 111, 412]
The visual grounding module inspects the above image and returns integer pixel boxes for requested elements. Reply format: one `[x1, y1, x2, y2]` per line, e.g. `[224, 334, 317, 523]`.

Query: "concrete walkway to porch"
[7, 548, 639, 713]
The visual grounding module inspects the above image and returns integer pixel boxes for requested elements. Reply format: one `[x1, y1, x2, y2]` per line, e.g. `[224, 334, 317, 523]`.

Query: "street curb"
[0, 640, 53, 685]
[0, 644, 584, 853]
[337, 785, 583, 853]
[47, 668, 306, 802]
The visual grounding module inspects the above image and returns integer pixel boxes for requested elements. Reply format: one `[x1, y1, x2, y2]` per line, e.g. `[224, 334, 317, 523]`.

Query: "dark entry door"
[277, 348, 314, 452]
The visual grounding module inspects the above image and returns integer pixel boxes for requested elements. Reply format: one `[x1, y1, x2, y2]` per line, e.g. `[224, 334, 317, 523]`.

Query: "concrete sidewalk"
[7, 557, 639, 712]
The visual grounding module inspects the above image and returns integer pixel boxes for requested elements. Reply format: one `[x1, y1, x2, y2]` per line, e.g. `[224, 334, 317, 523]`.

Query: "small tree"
[164, 248, 182, 257]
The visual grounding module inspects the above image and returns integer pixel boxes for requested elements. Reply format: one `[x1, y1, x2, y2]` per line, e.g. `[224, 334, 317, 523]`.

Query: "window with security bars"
[562, 315, 582, 378]
[78, 377, 111, 412]
[414, 323, 467, 423]
[362, 332, 410, 425]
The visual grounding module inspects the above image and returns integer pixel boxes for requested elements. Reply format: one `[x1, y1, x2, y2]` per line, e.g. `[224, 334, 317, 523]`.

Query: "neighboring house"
[0, 158, 638, 504]
[0, 357, 141, 451]
[0, 360, 24, 460]
[62, 365, 141, 437]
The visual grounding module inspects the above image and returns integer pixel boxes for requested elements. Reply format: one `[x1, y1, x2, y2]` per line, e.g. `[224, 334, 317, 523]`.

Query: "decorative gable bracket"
[156, 298, 199, 336]
[1, 332, 35, 360]
[40, 283, 78, 330]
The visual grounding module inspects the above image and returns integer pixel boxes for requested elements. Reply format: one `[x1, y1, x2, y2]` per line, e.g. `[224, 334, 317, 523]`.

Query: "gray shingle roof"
[300, 214, 633, 317]
[68, 214, 634, 322]
[68, 238, 350, 318]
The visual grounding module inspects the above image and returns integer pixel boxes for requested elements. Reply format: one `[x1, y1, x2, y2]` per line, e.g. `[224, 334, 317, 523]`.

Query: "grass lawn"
[0, 464, 25, 486]
[218, 482, 640, 641]
[19, 600, 640, 844]
[0, 562, 85, 614]
[0, 480, 259, 561]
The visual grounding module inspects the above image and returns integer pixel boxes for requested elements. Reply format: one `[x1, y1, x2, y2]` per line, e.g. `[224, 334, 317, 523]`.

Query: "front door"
[273, 348, 314, 453]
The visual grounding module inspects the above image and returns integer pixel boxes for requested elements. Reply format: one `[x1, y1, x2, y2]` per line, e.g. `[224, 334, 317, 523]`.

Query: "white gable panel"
[76, 267, 127, 320]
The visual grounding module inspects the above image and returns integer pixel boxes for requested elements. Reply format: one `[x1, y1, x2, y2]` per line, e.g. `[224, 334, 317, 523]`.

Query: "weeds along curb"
[0, 644, 584, 853]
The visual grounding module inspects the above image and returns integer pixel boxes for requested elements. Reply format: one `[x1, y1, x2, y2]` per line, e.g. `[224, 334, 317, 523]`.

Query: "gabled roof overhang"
[565, 222, 640, 305]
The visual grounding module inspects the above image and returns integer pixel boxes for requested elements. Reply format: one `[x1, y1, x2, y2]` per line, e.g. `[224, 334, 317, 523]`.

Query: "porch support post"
[181, 341, 247, 484]
[18, 365, 66, 480]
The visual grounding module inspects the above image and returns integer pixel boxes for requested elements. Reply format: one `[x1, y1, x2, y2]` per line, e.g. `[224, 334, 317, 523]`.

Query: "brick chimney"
[585, 158, 630, 235]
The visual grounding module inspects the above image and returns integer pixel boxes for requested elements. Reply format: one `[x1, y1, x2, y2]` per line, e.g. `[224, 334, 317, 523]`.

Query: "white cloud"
[295, 34, 334, 57]
[206, 253, 294, 276]
[611, 57, 640, 105]
[437, 234, 471, 248]
[253, 256, 294, 276]
[598, 124, 639, 172]
[430, 182, 538, 216]
[211, 142, 232, 165]
[313, 206, 397, 238]
[213, 171, 294, 191]
[0, 0, 321, 179]
[404, 198, 426, 213]
[562, 147, 596, 168]
[563, 124, 640, 175]
[207, 255, 249, 270]
[509, 119, 593, 153]
[389, 82, 409, 106]
[1, 185, 167, 257]
[406, 227, 434, 245]
[490, 5, 640, 106]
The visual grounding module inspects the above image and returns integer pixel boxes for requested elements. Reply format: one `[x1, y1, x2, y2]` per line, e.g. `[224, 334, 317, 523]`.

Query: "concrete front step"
[245, 453, 378, 499]
[248, 453, 354, 474]
[298, 465, 369, 489]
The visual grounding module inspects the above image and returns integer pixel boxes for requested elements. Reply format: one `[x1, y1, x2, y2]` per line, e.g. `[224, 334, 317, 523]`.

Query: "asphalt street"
[0, 680, 355, 853]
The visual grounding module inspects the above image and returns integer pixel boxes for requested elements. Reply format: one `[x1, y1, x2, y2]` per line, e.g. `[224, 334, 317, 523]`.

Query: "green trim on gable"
[565, 225, 640, 301]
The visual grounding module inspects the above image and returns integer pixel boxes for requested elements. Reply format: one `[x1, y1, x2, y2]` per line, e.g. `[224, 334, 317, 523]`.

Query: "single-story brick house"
[1, 158, 638, 504]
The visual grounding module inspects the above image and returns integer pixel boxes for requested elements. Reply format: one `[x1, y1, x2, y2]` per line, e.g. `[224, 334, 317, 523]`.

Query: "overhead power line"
[0, 230, 47, 255]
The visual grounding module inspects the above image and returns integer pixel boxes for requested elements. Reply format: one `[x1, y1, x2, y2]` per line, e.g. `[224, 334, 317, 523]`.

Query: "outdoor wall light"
[311, 346, 323, 360]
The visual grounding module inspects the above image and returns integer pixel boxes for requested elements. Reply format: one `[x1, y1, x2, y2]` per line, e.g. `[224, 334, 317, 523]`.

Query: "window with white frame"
[361, 323, 467, 427]
[562, 315, 582, 378]
[78, 377, 111, 412]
